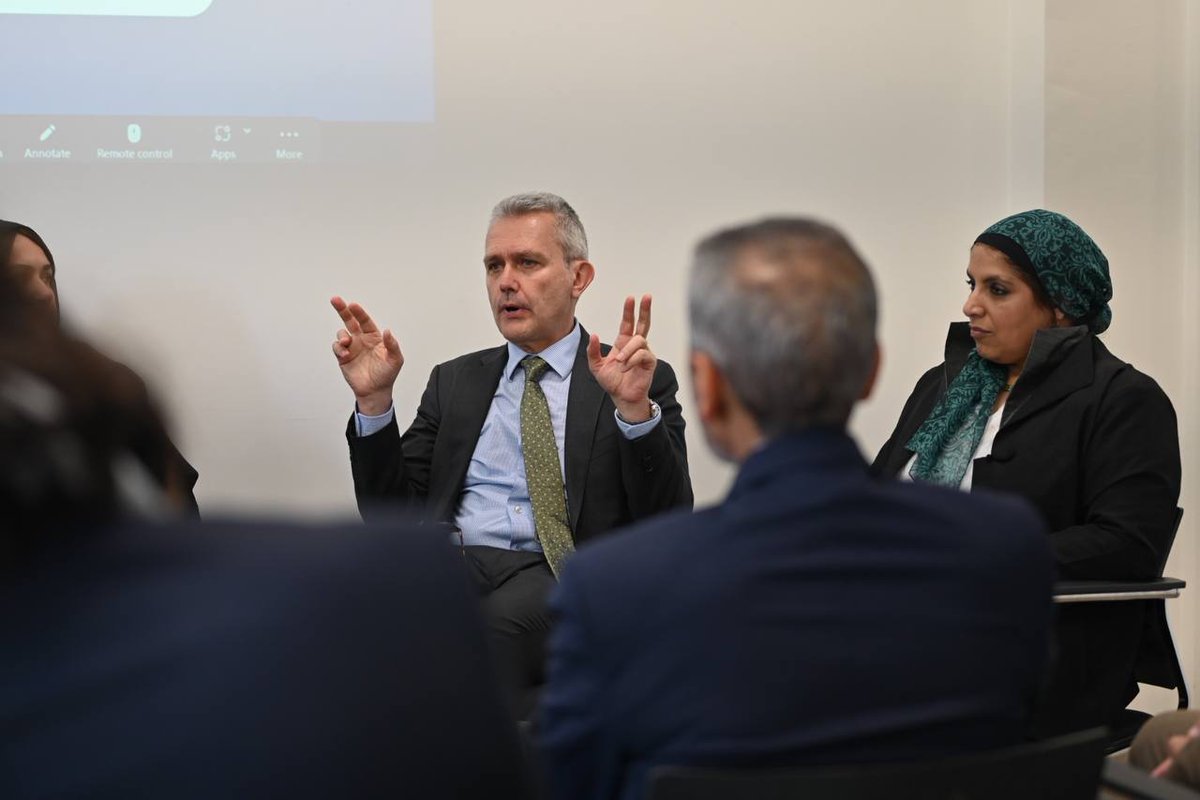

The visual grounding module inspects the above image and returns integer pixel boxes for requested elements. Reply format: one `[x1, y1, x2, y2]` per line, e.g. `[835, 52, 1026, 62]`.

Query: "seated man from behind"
[0, 277, 528, 800]
[539, 217, 1056, 800]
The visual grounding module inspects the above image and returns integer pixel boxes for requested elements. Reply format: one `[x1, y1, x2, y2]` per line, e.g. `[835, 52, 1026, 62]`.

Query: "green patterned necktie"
[520, 356, 574, 576]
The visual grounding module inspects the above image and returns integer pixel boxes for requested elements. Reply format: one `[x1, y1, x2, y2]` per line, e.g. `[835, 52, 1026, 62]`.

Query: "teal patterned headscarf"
[975, 209, 1112, 334]
[906, 209, 1111, 487]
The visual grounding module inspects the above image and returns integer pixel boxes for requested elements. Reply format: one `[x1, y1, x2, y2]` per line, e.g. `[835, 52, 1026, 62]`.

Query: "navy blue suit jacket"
[539, 429, 1055, 800]
[0, 518, 528, 800]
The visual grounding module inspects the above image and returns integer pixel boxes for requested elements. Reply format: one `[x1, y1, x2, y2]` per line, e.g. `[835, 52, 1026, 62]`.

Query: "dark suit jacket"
[873, 323, 1182, 734]
[347, 326, 692, 546]
[0, 518, 529, 800]
[540, 429, 1055, 800]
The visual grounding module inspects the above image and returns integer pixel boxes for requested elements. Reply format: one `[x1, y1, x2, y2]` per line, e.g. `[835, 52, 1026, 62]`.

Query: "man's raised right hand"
[330, 296, 404, 416]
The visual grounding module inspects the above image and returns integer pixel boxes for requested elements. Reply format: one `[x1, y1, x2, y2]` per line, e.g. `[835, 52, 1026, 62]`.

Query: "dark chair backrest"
[1136, 507, 1187, 695]
[646, 727, 1109, 800]
[1155, 507, 1185, 577]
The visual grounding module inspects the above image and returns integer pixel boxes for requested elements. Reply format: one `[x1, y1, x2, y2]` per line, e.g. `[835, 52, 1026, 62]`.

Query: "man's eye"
[522, 258, 538, 267]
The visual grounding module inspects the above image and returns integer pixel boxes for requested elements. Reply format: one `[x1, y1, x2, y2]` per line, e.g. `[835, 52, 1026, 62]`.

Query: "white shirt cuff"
[614, 400, 662, 440]
[355, 404, 395, 437]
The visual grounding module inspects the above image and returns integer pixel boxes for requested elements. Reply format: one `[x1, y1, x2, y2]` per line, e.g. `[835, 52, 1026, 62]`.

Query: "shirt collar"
[505, 322, 581, 381]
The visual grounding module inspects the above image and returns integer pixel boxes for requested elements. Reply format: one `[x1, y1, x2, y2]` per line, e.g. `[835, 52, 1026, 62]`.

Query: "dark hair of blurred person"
[0, 218, 200, 515]
[0, 266, 177, 564]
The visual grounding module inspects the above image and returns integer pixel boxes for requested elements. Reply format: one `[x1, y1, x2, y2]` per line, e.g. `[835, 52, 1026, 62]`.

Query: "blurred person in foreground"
[539, 217, 1056, 800]
[872, 210, 1181, 736]
[0, 218, 200, 514]
[0, 274, 528, 799]
[1130, 710, 1200, 791]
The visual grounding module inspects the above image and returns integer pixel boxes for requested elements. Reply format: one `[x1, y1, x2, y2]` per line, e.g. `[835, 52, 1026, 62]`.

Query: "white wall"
[1, 0, 1193, 692]
[1044, 0, 1198, 715]
[2, 0, 1025, 513]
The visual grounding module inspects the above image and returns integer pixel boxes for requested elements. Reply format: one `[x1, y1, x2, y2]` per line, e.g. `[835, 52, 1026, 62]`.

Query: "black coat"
[347, 326, 693, 546]
[873, 322, 1181, 734]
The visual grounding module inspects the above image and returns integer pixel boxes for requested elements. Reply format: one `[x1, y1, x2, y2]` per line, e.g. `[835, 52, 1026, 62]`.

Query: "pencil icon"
[39, 125, 56, 142]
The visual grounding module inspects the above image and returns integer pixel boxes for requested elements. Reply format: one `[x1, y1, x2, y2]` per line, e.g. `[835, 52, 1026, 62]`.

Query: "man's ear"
[571, 260, 595, 299]
[859, 341, 881, 401]
[1053, 307, 1070, 326]
[690, 349, 726, 423]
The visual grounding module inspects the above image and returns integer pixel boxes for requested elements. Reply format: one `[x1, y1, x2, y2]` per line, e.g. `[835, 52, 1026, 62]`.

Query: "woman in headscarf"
[0, 218, 201, 515]
[873, 209, 1181, 737]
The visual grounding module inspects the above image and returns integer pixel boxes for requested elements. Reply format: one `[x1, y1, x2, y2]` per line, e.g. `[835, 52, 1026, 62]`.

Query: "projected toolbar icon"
[39, 124, 55, 142]
[0, 0, 213, 16]
[127, 123, 142, 144]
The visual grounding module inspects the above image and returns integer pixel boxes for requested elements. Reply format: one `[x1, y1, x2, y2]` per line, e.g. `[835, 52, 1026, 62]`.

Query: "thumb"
[586, 333, 604, 372]
[383, 329, 403, 359]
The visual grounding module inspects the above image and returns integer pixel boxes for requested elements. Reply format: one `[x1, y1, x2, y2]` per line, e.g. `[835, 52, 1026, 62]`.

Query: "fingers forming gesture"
[587, 294, 656, 422]
[330, 295, 404, 414]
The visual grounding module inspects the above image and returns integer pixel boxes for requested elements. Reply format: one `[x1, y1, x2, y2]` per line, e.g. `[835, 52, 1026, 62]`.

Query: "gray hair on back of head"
[688, 217, 878, 434]
[490, 192, 589, 263]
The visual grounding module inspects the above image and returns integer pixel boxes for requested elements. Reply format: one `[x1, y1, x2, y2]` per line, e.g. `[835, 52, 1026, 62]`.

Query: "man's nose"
[497, 263, 519, 290]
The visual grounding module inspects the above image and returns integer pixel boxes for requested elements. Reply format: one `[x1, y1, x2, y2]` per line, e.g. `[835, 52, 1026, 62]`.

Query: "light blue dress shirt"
[355, 323, 662, 551]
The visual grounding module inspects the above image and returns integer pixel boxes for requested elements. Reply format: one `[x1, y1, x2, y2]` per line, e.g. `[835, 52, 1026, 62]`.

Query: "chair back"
[647, 727, 1108, 800]
[1136, 507, 1188, 693]
[1155, 507, 1185, 577]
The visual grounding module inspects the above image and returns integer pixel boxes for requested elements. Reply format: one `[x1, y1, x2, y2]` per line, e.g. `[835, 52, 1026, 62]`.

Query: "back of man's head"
[688, 217, 878, 436]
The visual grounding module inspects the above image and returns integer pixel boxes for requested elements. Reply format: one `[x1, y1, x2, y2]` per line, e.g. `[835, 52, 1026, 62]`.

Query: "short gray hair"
[689, 217, 878, 434]
[490, 192, 589, 263]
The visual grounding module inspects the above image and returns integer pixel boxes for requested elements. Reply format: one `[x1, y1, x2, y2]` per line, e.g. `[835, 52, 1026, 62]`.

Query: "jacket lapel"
[888, 324, 972, 469]
[564, 326, 605, 533]
[941, 322, 974, 385]
[999, 326, 1093, 431]
[430, 345, 507, 521]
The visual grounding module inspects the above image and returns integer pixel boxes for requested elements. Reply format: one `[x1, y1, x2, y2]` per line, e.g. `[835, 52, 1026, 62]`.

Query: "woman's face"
[963, 244, 1062, 375]
[7, 234, 58, 321]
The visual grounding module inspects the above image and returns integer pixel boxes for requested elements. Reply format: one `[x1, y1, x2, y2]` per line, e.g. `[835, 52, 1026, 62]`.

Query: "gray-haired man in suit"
[330, 192, 692, 718]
